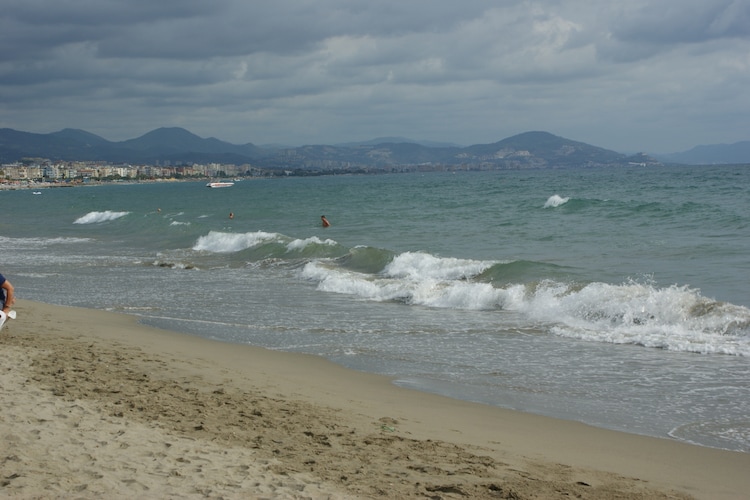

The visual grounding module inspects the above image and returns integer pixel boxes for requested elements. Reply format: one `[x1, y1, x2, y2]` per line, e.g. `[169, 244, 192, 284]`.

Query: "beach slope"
[1, 300, 748, 499]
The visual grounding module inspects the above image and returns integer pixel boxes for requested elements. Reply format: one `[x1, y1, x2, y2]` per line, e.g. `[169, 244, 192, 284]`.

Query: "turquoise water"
[2, 165, 749, 452]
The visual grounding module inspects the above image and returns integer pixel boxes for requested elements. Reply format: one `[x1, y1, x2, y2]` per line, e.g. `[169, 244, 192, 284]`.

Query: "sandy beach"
[1, 300, 748, 499]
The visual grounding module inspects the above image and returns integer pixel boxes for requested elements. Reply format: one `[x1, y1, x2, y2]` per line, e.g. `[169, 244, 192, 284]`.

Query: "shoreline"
[2, 299, 748, 499]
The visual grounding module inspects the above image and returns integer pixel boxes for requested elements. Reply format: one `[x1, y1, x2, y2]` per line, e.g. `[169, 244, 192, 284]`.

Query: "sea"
[2, 165, 749, 453]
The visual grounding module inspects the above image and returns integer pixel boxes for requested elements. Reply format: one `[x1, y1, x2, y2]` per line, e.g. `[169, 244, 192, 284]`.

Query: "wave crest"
[299, 249, 750, 356]
[383, 251, 493, 280]
[73, 211, 130, 224]
[544, 194, 570, 208]
[192, 231, 279, 253]
[520, 281, 750, 356]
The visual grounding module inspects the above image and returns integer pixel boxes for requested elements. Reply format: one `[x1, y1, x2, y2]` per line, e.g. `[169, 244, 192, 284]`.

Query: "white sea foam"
[192, 230, 278, 253]
[301, 254, 503, 310]
[544, 194, 570, 208]
[301, 251, 750, 355]
[411, 280, 502, 309]
[0, 235, 92, 247]
[670, 420, 750, 452]
[286, 236, 337, 252]
[383, 251, 493, 281]
[311, 267, 389, 299]
[74, 210, 130, 224]
[517, 280, 750, 356]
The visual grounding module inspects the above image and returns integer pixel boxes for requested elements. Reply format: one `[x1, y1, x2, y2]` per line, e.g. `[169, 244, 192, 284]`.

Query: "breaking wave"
[184, 229, 750, 356]
[300, 251, 750, 356]
[544, 194, 570, 208]
[74, 211, 130, 224]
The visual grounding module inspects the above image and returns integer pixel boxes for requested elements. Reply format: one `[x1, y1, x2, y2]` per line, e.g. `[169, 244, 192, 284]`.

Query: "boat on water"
[206, 181, 234, 188]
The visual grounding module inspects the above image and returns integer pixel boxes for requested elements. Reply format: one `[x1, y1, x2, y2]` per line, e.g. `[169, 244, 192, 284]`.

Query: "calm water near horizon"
[2, 165, 749, 452]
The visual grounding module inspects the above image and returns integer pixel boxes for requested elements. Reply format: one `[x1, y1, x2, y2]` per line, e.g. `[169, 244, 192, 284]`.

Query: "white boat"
[206, 181, 234, 188]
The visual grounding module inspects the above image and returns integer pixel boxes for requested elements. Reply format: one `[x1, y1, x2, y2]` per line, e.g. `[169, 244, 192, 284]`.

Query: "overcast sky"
[1, 1, 748, 153]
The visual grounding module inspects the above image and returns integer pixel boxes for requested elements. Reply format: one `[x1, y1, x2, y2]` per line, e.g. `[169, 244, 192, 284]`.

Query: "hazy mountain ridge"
[334, 137, 463, 148]
[0, 127, 268, 165]
[655, 141, 750, 165]
[0, 127, 746, 168]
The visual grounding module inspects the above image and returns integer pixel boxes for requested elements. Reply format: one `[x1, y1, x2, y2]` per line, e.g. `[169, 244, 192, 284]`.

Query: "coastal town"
[0, 156, 520, 189]
[0, 159, 270, 188]
[0, 128, 671, 190]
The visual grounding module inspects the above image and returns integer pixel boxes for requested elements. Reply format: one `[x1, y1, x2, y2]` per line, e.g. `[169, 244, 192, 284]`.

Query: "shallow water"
[2, 165, 749, 451]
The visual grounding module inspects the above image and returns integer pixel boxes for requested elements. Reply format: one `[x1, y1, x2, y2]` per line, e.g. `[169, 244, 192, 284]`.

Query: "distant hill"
[656, 141, 750, 165]
[0, 127, 664, 169]
[51, 128, 111, 146]
[0, 127, 266, 164]
[335, 137, 463, 148]
[460, 131, 627, 167]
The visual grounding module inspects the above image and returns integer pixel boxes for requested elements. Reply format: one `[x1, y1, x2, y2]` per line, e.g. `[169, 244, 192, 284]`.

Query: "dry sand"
[1, 299, 748, 499]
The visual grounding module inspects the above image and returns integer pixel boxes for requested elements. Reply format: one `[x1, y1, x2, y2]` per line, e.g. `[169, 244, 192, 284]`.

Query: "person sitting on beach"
[321, 215, 330, 227]
[0, 273, 15, 329]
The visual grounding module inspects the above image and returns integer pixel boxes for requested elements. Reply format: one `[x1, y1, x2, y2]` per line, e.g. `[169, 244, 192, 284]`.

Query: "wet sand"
[2, 299, 748, 499]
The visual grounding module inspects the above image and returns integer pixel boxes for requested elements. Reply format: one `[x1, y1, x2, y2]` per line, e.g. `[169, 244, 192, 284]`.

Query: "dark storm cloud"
[612, 0, 750, 44]
[592, 0, 750, 63]
[0, 0, 748, 152]
[0, 0, 214, 59]
[2, 0, 499, 60]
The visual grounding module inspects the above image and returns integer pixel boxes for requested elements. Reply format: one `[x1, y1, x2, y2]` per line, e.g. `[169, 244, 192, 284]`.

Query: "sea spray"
[544, 194, 570, 208]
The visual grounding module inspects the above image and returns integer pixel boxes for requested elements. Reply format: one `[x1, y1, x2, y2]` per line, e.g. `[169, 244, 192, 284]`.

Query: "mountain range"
[0, 127, 747, 169]
[655, 141, 750, 165]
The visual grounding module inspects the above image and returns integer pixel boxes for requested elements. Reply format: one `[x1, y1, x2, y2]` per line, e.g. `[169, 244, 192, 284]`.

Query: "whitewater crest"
[518, 280, 750, 356]
[544, 194, 570, 208]
[74, 211, 130, 224]
[192, 231, 279, 253]
[183, 228, 750, 357]
[301, 251, 502, 310]
[191, 231, 343, 259]
[299, 249, 750, 356]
